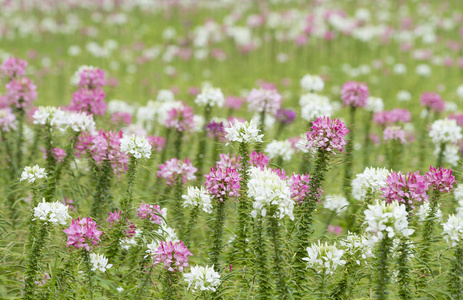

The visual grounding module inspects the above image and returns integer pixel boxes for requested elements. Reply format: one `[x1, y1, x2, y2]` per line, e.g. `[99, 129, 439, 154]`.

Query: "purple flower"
[206, 120, 225, 138]
[249, 151, 270, 169]
[306, 117, 349, 154]
[164, 104, 194, 132]
[5, 77, 37, 109]
[1, 57, 28, 79]
[275, 108, 296, 124]
[204, 166, 242, 202]
[78, 67, 106, 89]
[157, 158, 197, 185]
[247, 88, 282, 115]
[137, 203, 165, 224]
[106, 210, 122, 225]
[152, 241, 192, 272]
[63, 217, 103, 251]
[381, 171, 429, 209]
[425, 166, 455, 194]
[421, 92, 445, 112]
[383, 126, 407, 143]
[70, 88, 107, 116]
[341, 81, 369, 107]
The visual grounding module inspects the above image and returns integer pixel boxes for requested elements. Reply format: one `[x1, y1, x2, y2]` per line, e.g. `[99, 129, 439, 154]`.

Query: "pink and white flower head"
[421, 92, 445, 112]
[1, 57, 27, 79]
[5, 77, 37, 109]
[0, 108, 16, 132]
[137, 203, 165, 224]
[42, 148, 66, 163]
[374, 109, 411, 125]
[216, 153, 243, 170]
[224, 96, 244, 110]
[152, 241, 192, 272]
[164, 104, 195, 132]
[70, 88, 107, 116]
[204, 167, 242, 202]
[147, 136, 166, 152]
[250, 151, 270, 170]
[106, 210, 122, 225]
[246, 88, 282, 115]
[63, 217, 103, 251]
[383, 126, 407, 143]
[157, 158, 197, 186]
[306, 117, 349, 154]
[381, 171, 429, 209]
[78, 66, 106, 89]
[289, 173, 316, 205]
[341, 81, 369, 108]
[425, 166, 455, 194]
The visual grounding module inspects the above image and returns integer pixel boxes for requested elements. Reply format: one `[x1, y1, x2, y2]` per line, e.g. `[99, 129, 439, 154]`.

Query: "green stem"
[448, 244, 463, 299]
[195, 105, 212, 175]
[254, 217, 271, 299]
[363, 112, 372, 167]
[210, 197, 227, 269]
[120, 156, 138, 219]
[184, 205, 200, 247]
[343, 106, 355, 200]
[173, 178, 185, 232]
[234, 141, 250, 264]
[268, 215, 288, 299]
[397, 238, 412, 299]
[162, 270, 177, 300]
[174, 130, 183, 159]
[90, 160, 113, 219]
[374, 236, 392, 300]
[82, 250, 94, 300]
[15, 108, 25, 175]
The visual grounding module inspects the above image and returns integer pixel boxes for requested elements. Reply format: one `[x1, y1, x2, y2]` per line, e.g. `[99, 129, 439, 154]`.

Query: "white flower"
[429, 119, 462, 145]
[302, 241, 346, 275]
[107, 100, 135, 115]
[365, 97, 384, 113]
[192, 115, 205, 132]
[396, 90, 411, 102]
[116, 287, 124, 293]
[415, 64, 431, 76]
[33, 106, 68, 131]
[299, 93, 333, 122]
[182, 186, 213, 214]
[184, 265, 221, 292]
[33, 199, 70, 225]
[66, 111, 95, 133]
[224, 119, 263, 144]
[393, 64, 407, 74]
[90, 253, 113, 273]
[433, 143, 460, 167]
[324, 194, 349, 215]
[70, 65, 97, 85]
[247, 167, 294, 220]
[416, 202, 443, 224]
[252, 113, 276, 130]
[457, 85, 463, 99]
[264, 140, 293, 161]
[442, 214, 463, 247]
[339, 232, 375, 265]
[156, 89, 175, 103]
[120, 134, 151, 159]
[351, 167, 390, 201]
[20, 165, 47, 183]
[195, 85, 225, 107]
[363, 200, 414, 241]
[300, 74, 324, 92]
[120, 229, 142, 250]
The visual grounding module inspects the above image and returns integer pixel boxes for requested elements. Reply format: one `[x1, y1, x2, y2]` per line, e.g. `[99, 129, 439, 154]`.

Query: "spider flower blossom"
[70, 88, 107, 116]
[182, 186, 213, 214]
[289, 173, 318, 204]
[250, 151, 270, 169]
[381, 171, 429, 208]
[425, 166, 455, 194]
[66, 111, 96, 133]
[0, 108, 16, 132]
[421, 92, 445, 112]
[33, 200, 70, 225]
[137, 203, 165, 224]
[351, 167, 390, 201]
[206, 120, 225, 138]
[204, 167, 242, 202]
[339, 232, 375, 265]
[247, 167, 294, 220]
[147, 136, 166, 152]
[216, 153, 243, 171]
[363, 200, 414, 241]
[302, 241, 346, 275]
[264, 140, 293, 161]
[429, 119, 462, 145]
[90, 253, 113, 273]
[373, 109, 411, 125]
[152, 241, 192, 272]
[275, 108, 296, 124]
[324, 194, 349, 215]
[442, 214, 463, 247]
[300, 93, 333, 122]
[247, 88, 282, 115]
[106, 210, 122, 225]
[32, 106, 68, 130]
[63, 217, 103, 251]
[416, 202, 443, 224]
[300, 74, 324, 92]
[157, 158, 197, 185]
[20, 165, 47, 183]
[224, 119, 263, 144]
[183, 265, 221, 292]
[195, 85, 225, 107]
[5, 77, 37, 108]
[341, 81, 369, 107]
[120, 134, 151, 159]
[365, 96, 384, 113]
[164, 104, 195, 132]
[306, 116, 349, 153]
[1, 57, 27, 79]
[383, 126, 406, 143]
[78, 66, 106, 89]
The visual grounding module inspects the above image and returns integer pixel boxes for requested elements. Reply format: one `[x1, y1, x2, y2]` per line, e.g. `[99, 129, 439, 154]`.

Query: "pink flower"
[70, 88, 107, 116]
[157, 158, 197, 185]
[381, 171, 429, 208]
[147, 136, 166, 152]
[204, 166, 242, 202]
[306, 117, 349, 153]
[106, 210, 122, 224]
[1, 57, 28, 79]
[250, 151, 270, 169]
[383, 126, 407, 143]
[448, 113, 463, 127]
[164, 104, 194, 132]
[224, 96, 244, 110]
[62, 197, 76, 212]
[420, 92, 445, 112]
[289, 173, 311, 205]
[63, 217, 103, 251]
[425, 166, 455, 194]
[341, 81, 369, 107]
[111, 112, 132, 125]
[373, 109, 411, 125]
[125, 221, 136, 238]
[42, 148, 67, 163]
[273, 168, 287, 180]
[0, 108, 16, 131]
[137, 203, 164, 224]
[247, 88, 282, 115]
[216, 153, 243, 170]
[78, 67, 106, 89]
[327, 225, 342, 235]
[5, 77, 37, 109]
[206, 121, 225, 139]
[152, 241, 192, 272]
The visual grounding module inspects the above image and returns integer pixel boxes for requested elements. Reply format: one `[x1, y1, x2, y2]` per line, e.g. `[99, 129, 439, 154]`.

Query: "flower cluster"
[421, 92, 445, 112]
[1, 57, 27, 79]
[77, 66, 106, 89]
[90, 253, 113, 273]
[275, 108, 296, 124]
[250, 151, 270, 169]
[383, 126, 406, 143]
[204, 167, 242, 202]
[224, 119, 263, 144]
[182, 186, 213, 214]
[365, 96, 384, 113]
[195, 85, 225, 107]
[206, 120, 225, 138]
[299, 93, 333, 122]
[106, 210, 122, 224]
[120, 134, 151, 159]
[137, 203, 165, 224]
[425, 166, 455, 194]
[216, 153, 243, 170]
[63, 217, 103, 251]
[341, 81, 369, 107]
[306, 116, 349, 154]
[151, 241, 192, 272]
[303, 241, 346, 275]
[5, 77, 37, 109]
[164, 104, 195, 132]
[157, 158, 197, 185]
[147, 135, 166, 152]
[20, 165, 47, 183]
[32, 106, 67, 129]
[247, 167, 294, 220]
[66, 111, 96, 133]
[300, 74, 324, 92]
[264, 140, 293, 161]
[0, 108, 16, 131]
[351, 167, 390, 201]
[381, 171, 429, 208]
[429, 119, 462, 145]
[373, 109, 411, 125]
[70, 88, 107, 116]
[324, 194, 349, 215]
[363, 200, 414, 241]
[416, 202, 443, 224]
[442, 214, 463, 247]
[33, 200, 71, 225]
[183, 265, 221, 292]
[339, 232, 375, 265]
[289, 173, 316, 204]
[247, 88, 282, 115]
